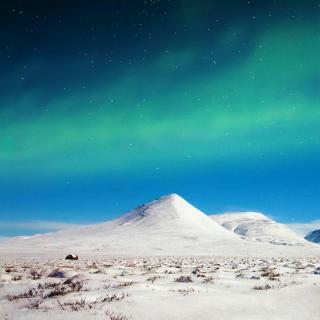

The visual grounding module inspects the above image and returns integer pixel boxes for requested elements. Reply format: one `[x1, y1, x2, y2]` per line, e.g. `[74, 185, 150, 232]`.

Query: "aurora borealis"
[1, 1, 320, 236]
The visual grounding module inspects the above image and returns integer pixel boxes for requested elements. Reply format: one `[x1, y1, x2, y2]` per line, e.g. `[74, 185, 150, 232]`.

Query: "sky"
[0, 0, 319, 236]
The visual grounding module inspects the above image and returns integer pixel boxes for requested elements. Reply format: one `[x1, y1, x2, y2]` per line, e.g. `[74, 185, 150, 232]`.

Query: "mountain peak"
[114, 193, 236, 238]
[159, 193, 183, 202]
[119, 193, 195, 224]
[155, 193, 189, 207]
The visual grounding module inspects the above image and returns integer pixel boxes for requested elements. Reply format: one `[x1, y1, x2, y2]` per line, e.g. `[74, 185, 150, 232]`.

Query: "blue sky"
[0, 1, 319, 236]
[1, 155, 320, 236]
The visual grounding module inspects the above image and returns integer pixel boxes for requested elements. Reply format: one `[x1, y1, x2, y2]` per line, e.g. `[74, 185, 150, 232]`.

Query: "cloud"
[0, 236, 8, 243]
[287, 220, 320, 236]
[0, 221, 85, 232]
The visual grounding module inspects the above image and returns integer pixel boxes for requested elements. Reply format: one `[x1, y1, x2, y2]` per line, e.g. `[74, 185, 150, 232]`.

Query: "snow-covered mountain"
[211, 212, 306, 246]
[3, 194, 243, 256]
[305, 229, 320, 243]
[116, 193, 235, 237]
[2, 194, 319, 257]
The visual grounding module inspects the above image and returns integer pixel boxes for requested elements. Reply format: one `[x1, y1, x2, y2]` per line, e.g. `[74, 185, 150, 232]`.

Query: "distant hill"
[305, 229, 320, 243]
[211, 212, 306, 246]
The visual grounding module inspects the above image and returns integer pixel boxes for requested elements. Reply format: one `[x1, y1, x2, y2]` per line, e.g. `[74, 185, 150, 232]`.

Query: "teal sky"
[0, 1, 319, 236]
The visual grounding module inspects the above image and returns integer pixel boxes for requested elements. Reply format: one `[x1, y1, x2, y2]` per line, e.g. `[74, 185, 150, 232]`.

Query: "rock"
[175, 275, 192, 283]
[63, 274, 85, 284]
[48, 269, 66, 278]
[192, 268, 200, 275]
[4, 267, 14, 273]
[65, 254, 78, 260]
[30, 269, 41, 280]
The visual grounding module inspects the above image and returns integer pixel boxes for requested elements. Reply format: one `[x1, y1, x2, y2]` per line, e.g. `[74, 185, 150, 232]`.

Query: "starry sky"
[1, 0, 320, 236]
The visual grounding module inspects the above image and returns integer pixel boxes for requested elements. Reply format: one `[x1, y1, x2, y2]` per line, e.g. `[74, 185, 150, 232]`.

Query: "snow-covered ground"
[1, 256, 320, 320]
[1, 194, 320, 319]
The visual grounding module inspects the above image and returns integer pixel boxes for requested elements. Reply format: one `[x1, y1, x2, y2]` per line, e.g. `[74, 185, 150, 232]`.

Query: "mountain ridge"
[305, 229, 320, 243]
[211, 211, 306, 246]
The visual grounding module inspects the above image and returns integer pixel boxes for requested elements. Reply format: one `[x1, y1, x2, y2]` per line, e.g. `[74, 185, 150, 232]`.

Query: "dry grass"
[7, 280, 84, 301]
[175, 275, 192, 283]
[105, 310, 131, 320]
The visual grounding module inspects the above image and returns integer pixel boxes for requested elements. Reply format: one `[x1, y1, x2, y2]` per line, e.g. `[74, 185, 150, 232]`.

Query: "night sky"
[1, 0, 320, 236]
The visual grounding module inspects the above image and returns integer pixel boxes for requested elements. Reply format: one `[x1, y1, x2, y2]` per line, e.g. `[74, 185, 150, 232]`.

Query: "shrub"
[175, 276, 192, 283]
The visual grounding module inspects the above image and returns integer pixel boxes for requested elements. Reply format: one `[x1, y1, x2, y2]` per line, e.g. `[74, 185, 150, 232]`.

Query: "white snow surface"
[211, 211, 307, 246]
[1, 256, 320, 320]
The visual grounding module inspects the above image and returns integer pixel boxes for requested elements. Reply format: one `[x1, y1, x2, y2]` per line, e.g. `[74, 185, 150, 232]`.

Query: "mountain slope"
[305, 229, 320, 243]
[116, 193, 234, 237]
[4, 194, 240, 255]
[211, 212, 306, 246]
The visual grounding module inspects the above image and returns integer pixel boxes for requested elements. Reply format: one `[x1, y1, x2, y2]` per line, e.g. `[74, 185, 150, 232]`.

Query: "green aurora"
[1, 21, 319, 178]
